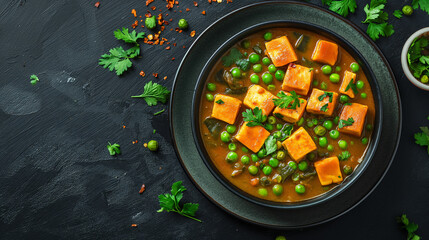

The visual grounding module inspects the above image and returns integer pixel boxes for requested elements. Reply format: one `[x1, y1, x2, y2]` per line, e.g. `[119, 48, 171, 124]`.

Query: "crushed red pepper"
[94, 2, 100, 8]
[190, 30, 196, 37]
[131, 9, 137, 17]
[131, 20, 139, 29]
[131, 224, 138, 227]
[146, 0, 154, 6]
[153, 73, 159, 78]
[202, 11, 206, 15]
[139, 184, 146, 194]
[166, 0, 175, 9]
[194, 1, 198, 6]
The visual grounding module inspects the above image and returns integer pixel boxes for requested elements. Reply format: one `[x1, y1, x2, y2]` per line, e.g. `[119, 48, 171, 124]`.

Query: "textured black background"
[1, 0, 428, 239]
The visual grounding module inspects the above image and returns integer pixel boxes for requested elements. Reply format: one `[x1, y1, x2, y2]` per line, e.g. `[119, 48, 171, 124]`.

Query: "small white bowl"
[401, 27, 429, 91]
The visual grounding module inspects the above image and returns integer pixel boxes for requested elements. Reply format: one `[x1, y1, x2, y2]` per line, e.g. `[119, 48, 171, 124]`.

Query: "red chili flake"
[94, 2, 100, 8]
[166, 0, 175, 9]
[175, 28, 179, 32]
[153, 73, 159, 78]
[208, 0, 212, 3]
[122, 125, 126, 129]
[169, 18, 173, 22]
[190, 30, 196, 37]
[166, 13, 169, 16]
[179, 30, 182, 33]
[163, 76, 168, 80]
[161, 26, 165, 31]
[227, 0, 232, 3]
[183, 45, 186, 48]
[139, 184, 146, 194]
[151, 6, 156, 10]
[173, 43, 177, 46]
[157, 13, 163, 25]
[171, 57, 175, 61]
[165, 46, 171, 50]
[131, 9, 137, 17]
[146, 0, 154, 6]
[202, 11, 206, 15]
[131, 20, 139, 29]
[131, 224, 138, 227]
[145, 13, 152, 18]
[186, 8, 190, 12]
[140, 71, 146, 77]
[175, 1, 179, 4]
[179, 10, 182, 13]
[193, 1, 198, 6]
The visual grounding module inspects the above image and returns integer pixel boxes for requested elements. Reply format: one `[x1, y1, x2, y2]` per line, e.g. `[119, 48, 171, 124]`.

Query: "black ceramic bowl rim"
[191, 21, 383, 209]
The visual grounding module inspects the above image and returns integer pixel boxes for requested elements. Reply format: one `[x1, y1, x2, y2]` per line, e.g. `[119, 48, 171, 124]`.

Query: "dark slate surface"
[0, 0, 428, 239]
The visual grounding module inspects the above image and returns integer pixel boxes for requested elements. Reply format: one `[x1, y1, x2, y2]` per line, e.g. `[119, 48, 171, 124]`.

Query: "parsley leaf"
[153, 109, 165, 116]
[321, 103, 329, 112]
[397, 214, 420, 240]
[345, 80, 359, 94]
[419, 55, 429, 65]
[264, 135, 278, 156]
[362, 0, 394, 41]
[393, 10, 403, 19]
[338, 117, 355, 128]
[415, 126, 429, 155]
[107, 142, 121, 156]
[236, 59, 250, 71]
[273, 91, 301, 109]
[412, 0, 429, 15]
[338, 151, 351, 160]
[99, 46, 135, 75]
[327, 0, 357, 17]
[114, 28, 145, 44]
[30, 74, 39, 85]
[318, 92, 334, 102]
[242, 107, 265, 128]
[131, 81, 171, 106]
[215, 99, 225, 104]
[222, 48, 243, 67]
[274, 124, 294, 142]
[157, 181, 201, 222]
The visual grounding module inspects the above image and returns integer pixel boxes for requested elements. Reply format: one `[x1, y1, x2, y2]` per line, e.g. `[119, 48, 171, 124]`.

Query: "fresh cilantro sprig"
[30, 74, 39, 85]
[393, 10, 403, 19]
[132, 81, 171, 106]
[242, 107, 266, 128]
[273, 91, 301, 110]
[338, 117, 355, 128]
[414, 117, 429, 154]
[322, 0, 357, 17]
[407, 37, 429, 79]
[362, 0, 394, 41]
[397, 214, 420, 240]
[157, 181, 201, 222]
[338, 151, 351, 160]
[412, 0, 429, 15]
[107, 142, 121, 156]
[114, 28, 145, 44]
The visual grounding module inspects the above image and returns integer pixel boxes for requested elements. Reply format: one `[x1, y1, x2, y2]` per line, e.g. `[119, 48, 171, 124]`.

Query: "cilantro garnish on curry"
[199, 28, 375, 202]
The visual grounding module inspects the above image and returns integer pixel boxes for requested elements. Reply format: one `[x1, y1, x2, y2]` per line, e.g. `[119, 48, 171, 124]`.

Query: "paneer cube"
[282, 127, 317, 162]
[265, 36, 298, 67]
[338, 103, 368, 137]
[314, 157, 343, 186]
[339, 71, 357, 98]
[306, 88, 339, 116]
[311, 40, 339, 66]
[243, 85, 277, 116]
[211, 94, 242, 124]
[235, 123, 270, 153]
[282, 64, 314, 95]
[272, 91, 307, 124]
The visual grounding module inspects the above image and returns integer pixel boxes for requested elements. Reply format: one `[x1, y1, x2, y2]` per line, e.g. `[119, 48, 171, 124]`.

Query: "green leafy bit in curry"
[131, 81, 171, 106]
[414, 117, 429, 154]
[107, 142, 121, 156]
[273, 91, 301, 109]
[407, 35, 429, 82]
[318, 92, 334, 102]
[215, 99, 225, 104]
[242, 107, 265, 128]
[338, 117, 355, 128]
[221, 48, 244, 67]
[338, 151, 351, 160]
[157, 181, 201, 222]
[320, 103, 329, 112]
[345, 80, 359, 94]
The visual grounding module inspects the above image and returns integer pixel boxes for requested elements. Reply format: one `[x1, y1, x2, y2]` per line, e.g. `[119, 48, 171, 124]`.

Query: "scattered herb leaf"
[153, 129, 156, 134]
[236, 59, 250, 71]
[154, 109, 165, 116]
[415, 120, 429, 154]
[345, 80, 359, 94]
[412, 0, 429, 15]
[273, 91, 301, 109]
[264, 135, 278, 156]
[362, 0, 394, 41]
[338, 151, 351, 160]
[338, 117, 355, 128]
[321, 103, 329, 112]
[114, 28, 145, 44]
[397, 214, 420, 240]
[318, 92, 334, 102]
[107, 142, 121, 156]
[221, 48, 243, 67]
[277, 124, 294, 141]
[215, 99, 225, 104]
[393, 10, 403, 19]
[30, 74, 39, 85]
[99, 46, 136, 75]
[242, 107, 265, 128]
[324, 0, 357, 17]
[131, 81, 171, 106]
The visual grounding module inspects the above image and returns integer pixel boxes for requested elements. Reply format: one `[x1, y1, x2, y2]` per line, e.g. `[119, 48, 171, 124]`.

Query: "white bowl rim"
[401, 27, 429, 91]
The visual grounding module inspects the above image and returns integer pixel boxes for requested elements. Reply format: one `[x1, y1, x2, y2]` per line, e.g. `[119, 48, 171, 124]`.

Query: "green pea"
[327, 144, 334, 151]
[257, 149, 267, 158]
[329, 130, 340, 139]
[262, 57, 271, 65]
[226, 151, 238, 162]
[276, 123, 283, 130]
[226, 125, 237, 134]
[362, 137, 368, 145]
[251, 154, 259, 162]
[265, 124, 273, 131]
[338, 140, 348, 150]
[275, 236, 286, 240]
[298, 161, 308, 171]
[206, 93, 214, 102]
[292, 172, 300, 182]
[333, 116, 340, 125]
[288, 161, 297, 170]
[356, 80, 364, 89]
[273, 131, 282, 139]
[207, 83, 216, 91]
[220, 131, 231, 142]
[148, 140, 158, 151]
[249, 53, 260, 64]
[262, 166, 273, 175]
[264, 32, 273, 41]
[312, 119, 318, 125]
[262, 72, 273, 84]
[320, 82, 328, 90]
[266, 116, 276, 125]
[340, 95, 349, 103]
[319, 137, 328, 147]
[307, 120, 314, 128]
[250, 74, 260, 84]
[361, 93, 367, 99]
[258, 188, 268, 197]
[275, 70, 285, 81]
[268, 158, 279, 168]
[253, 64, 262, 73]
[329, 73, 340, 83]
[241, 40, 250, 49]
[343, 165, 353, 175]
[267, 84, 276, 91]
[366, 124, 373, 131]
[297, 118, 304, 126]
[350, 62, 359, 72]
[228, 143, 237, 151]
[335, 66, 341, 72]
[323, 120, 333, 130]
[314, 126, 327, 136]
[272, 184, 283, 196]
[322, 65, 332, 75]
[178, 19, 188, 30]
[421, 75, 429, 84]
[231, 68, 242, 78]
[402, 5, 413, 15]
[295, 184, 306, 194]
[307, 152, 316, 161]
[276, 150, 286, 160]
[241, 155, 250, 165]
[268, 64, 277, 73]
[242, 147, 249, 153]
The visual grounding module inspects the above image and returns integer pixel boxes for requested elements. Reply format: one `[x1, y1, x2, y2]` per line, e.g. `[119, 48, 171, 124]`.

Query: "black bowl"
[191, 21, 383, 209]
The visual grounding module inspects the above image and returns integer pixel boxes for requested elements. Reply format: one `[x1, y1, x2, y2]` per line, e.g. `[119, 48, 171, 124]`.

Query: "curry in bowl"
[198, 28, 375, 203]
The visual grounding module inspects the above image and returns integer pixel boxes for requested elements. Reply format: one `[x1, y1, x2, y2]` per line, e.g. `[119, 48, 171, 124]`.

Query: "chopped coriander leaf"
[157, 181, 201, 222]
[338, 117, 355, 128]
[362, 0, 394, 41]
[320, 103, 329, 112]
[99, 46, 139, 75]
[325, 0, 357, 17]
[393, 10, 403, 19]
[107, 142, 121, 156]
[221, 48, 243, 67]
[114, 28, 145, 44]
[236, 59, 250, 71]
[154, 109, 165, 116]
[215, 99, 225, 104]
[338, 151, 351, 160]
[415, 126, 429, 155]
[30, 74, 39, 85]
[412, 0, 429, 15]
[407, 37, 429, 79]
[132, 81, 171, 106]
[273, 91, 301, 109]
[397, 214, 420, 240]
[153, 129, 156, 134]
[318, 92, 334, 102]
[242, 107, 265, 128]
[345, 80, 359, 94]
[145, 16, 156, 29]
[264, 135, 277, 155]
